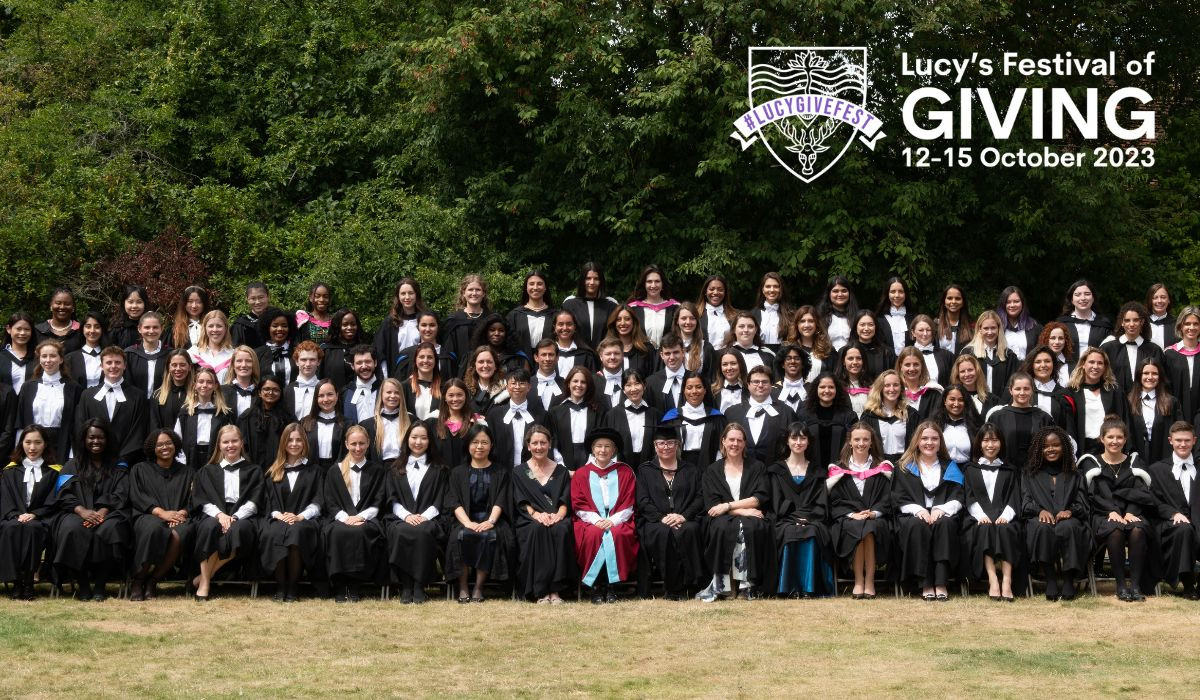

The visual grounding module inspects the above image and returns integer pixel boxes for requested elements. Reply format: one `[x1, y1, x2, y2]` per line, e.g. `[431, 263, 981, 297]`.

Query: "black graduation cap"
[653, 422, 681, 441]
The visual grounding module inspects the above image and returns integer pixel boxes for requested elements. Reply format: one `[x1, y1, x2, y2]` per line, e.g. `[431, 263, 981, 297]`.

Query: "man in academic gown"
[572, 427, 638, 603]
[1148, 422, 1200, 598]
[75, 347, 149, 465]
[484, 370, 546, 469]
[645, 334, 688, 415]
[592, 339, 627, 411]
[530, 340, 565, 411]
[340, 346, 382, 423]
[724, 366, 796, 463]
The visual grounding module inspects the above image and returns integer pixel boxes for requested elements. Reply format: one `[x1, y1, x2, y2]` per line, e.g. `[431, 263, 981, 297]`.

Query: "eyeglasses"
[748, 379, 771, 385]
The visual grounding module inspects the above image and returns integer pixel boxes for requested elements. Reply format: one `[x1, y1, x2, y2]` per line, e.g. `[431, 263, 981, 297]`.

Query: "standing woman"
[0, 311, 36, 395]
[322, 424, 386, 603]
[929, 384, 982, 466]
[301, 379, 346, 471]
[827, 422, 894, 599]
[385, 422, 448, 604]
[236, 376, 289, 469]
[469, 313, 530, 376]
[0, 425, 61, 599]
[35, 287, 84, 353]
[666, 374, 726, 468]
[1056, 279, 1112, 353]
[751, 272, 792, 352]
[426, 378, 479, 468]
[797, 373, 855, 471]
[896, 346, 943, 420]
[1146, 283, 1177, 349]
[949, 354, 999, 417]
[507, 270, 557, 360]
[910, 314, 954, 387]
[602, 369, 660, 468]
[1101, 301, 1162, 396]
[876, 276, 914, 356]
[769, 421, 835, 598]
[846, 310, 895, 378]
[835, 345, 874, 416]
[463, 346, 508, 416]
[254, 308, 298, 385]
[1079, 416, 1157, 601]
[152, 350, 192, 431]
[124, 312, 168, 399]
[547, 366, 602, 471]
[985, 373, 1053, 468]
[672, 302, 714, 384]
[935, 284, 973, 354]
[18, 339, 82, 461]
[511, 425, 575, 604]
[127, 429, 194, 601]
[1068, 347, 1129, 455]
[697, 423, 772, 601]
[444, 424, 515, 603]
[1127, 358, 1184, 464]
[396, 312, 457, 380]
[294, 281, 333, 344]
[1039, 321, 1077, 387]
[636, 424, 705, 599]
[1023, 426, 1089, 600]
[772, 343, 811, 414]
[188, 310, 235, 383]
[174, 367, 233, 469]
[550, 309, 596, 376]
[861, 370, 917, 464]
[961, 423, 1022, 602]
[698, 275, 736, 351]
[722, 312, 776, 377]
[787, 305, 833, 381]
[171, 286, 211, 350]
[53, 420, 131, 601]
[710, 348, 749, 414]
[374, 277, 428, 377]
[66, 311, 106, 389]
[997, 286, 1041, 361]
[562, 262, 618, 350]
[605, 304, 658, 377]
[259, 423, 324, 602]
[190, 425, 263, 600]
[402, 342, 442, 421]
[573, 426, 639, 603]
[442, 274, 491, 367]
[363, 378, 414, 463]
[321, 309, 368, 392]
[817, 275, 858, 352]
[893, 422, 964, 600]
[1164, 306, 1200, 422]
[1022, 345, 1075, 433]
[220, 346, 260, 419]
[959, 311, 1018, 399]
[627, 264, 680, 349]
[109, 285, 149, 349]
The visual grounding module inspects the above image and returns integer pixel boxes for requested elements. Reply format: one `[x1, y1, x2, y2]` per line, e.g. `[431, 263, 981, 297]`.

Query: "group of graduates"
[0, 267, 1198, 603]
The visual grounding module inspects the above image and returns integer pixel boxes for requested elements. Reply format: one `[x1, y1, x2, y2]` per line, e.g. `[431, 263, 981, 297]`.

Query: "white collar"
[890, 306, 907, 317]
[103, 379, 124, 389]
[708, 304, 724, 314]
[407, 455, 427, 469]
[197, 400, 215, 409]
[219, 458, 243, 468]
[1172, 454, 1194, 471]
[41, 372, 63, 385]
[624, 399, 646, 409]
[682, 403, 706, 417]
[22, 457, 44, 469]
[664, 366, 685, 379]
[355, 378, 375, 389]
[782, 378, 805, 388]
[508, 401, 529, 413]
[318, 411, 336, 419]
[536, 373, 558, 384]
[978, 458, 1004, 466]
[1035, 379, 1057, 392]
[1124, 335, 1144, 346]
[762, 302, 779, 312]
[296, 376, 319, 387]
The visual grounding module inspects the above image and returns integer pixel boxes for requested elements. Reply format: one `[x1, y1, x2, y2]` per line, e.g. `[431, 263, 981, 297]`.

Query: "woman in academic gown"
[1022, 426, 1090, 601]
[572, 426, 639, 603]
[562, 263, 619, 350]
[1127, 358, 1184, 464]
[673, 303, 715, 386]
[18, 339, 82, 462]
[301, 379, 347, 471]
[817, 275, 858, 353]
[294, 281, 334, 345]
[128, 429, 195, 601]
[401, 342, 443, 422]
[320, 309, 369, 392]
[949, 357, 1000, 431]
[384, 421, 449, 604]
[721, 313, 776, 379]
[836, 345, 875, 417]
[124, 312, 169, 400]
[190, 425, 264, 600]
[710, 348, 749, 414]
[424, 378, 479, 468]
[928, 384, 982, 467]
[361, 378, 413, 464]
[895, 347, 943, 421]
[511, 425, 575, 603]
[1147, 422, 1200, 597]
[627, 264, 680, 349]
[769, 422, 834, 598]
[959, 311, 1019, 400]
[1039, 322, 1077, 387]
[605, 304, 658, 377]
[322, 424, 386, 603]
[506, 270, 557, 360]
[220, 346, 260, 421]
[910, 314, 955, 388]
[0, 426, 61, 599]
[845, 310, 895, 379]
[442, 274, 491, 368]
[749, 272, 792, 353]
[34, 287, 84, 354]
[1079, 417, 1158, 601]
[1164, 306, 1200, 423]
[601, 370, 660, 469]
[1145, 283, 1177, 349]
[174, 367, 235, 469]
[236, 376, 289, 469]
[152, 350, 192, 431]
[985, 373, 1054, 469]
[396, 313, 458, 381]
[796, 373, 855, 471]
[934, 284, 973, 355]
[107, 285, 149, 350]
[665, 375, 726, 469]
[254, 308, 298, 385]
[1100, 302, 1162, 397]
[1021, 345, 1075, 435]
[960, 424, 1023, 601]
[1056, 279, 1112, 353]
[463, 346, 509, 416]
[549, 309, 597, 376]
[547, 366, 603, 471]
[171, 285, 210, 351]
[827, 422, 894, 599]
[259, 423, 325, 602]
[860, 370, 919, 464]
[51, 420, 131, 601]
[696, 423, 773, 601]
[66, 311, 106, 389]
[697, 275, 737, 351]
[0, 311, 37, 395]
[466, 315, 528, 378]
[997, 286, 1042, 362]
[374, 277, 429, 378]
[444, 424, 516, 603]
[892, 422, 964, 600]
[636, 425, 705, 600]
[876, 277, 914, 356]
[1066, 348, 1129, 455]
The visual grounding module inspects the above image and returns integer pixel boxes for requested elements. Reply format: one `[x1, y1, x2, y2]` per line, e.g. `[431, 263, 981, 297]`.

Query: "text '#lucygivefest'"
[731, 95, 885, 151]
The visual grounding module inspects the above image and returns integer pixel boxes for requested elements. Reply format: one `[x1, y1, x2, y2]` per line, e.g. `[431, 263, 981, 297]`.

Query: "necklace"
[48, 319, 71, 333]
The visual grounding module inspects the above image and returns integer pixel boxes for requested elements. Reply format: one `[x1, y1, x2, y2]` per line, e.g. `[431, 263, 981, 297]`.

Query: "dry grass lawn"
[1, 586, 1197, 699]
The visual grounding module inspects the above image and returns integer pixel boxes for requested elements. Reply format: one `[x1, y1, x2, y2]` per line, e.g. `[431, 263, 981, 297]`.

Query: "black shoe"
[1129, 587, 1146, 602]
[605, 589, 619, 604]
[589, 585, 605, 604]
[272, 590, 286, 602]
[1117, 587, 1133, 602]
[1185, 590, 1200, 601]
[664, 592, 686, 602]
[334, 587, 349, 603]
[92, 590, 109, 603]
[193, 593, 210, 603]
[743, 587, 763, 601]
[347, 584, 362, 603]
[399, 586, 413, 604]
[74, 583, 93, 601]
[411, 586, 429, 604]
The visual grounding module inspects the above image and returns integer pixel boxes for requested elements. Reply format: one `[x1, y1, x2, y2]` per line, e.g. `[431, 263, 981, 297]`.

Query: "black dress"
[1022, 465, 1090, 574]
[961, 460, 1024, 579]
[51, 460, 132, 573]
[986, 405, 1054, 470]
[258, 461, 325, 575]
[0, 461, 60, 581]
[701, 459, 774, 589]
[237, 401, 290, 468]
[796, 405, 855, 470]
[128, 460, 196, 573]
[768, 461, 834, 596]
[510, 462, 576, 599]
[827, 464, 894, 562]
[191, 459, 264, 564]
[892, 462, 965, 589]
[636, 459, 705, 594]
[1148, 458, 1200, 586]
[1080, 454, 1159, 589]
[384, 462, 449, 585]
[321, 461, 387, 582]
[443, 463, 516, 581]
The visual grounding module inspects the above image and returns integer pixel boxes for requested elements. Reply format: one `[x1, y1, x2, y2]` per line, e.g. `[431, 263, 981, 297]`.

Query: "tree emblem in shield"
[731, 47, 885, 183]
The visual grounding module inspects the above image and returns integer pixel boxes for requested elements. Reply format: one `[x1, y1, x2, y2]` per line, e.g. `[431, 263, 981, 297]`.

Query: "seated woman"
[128, 429, 194, 601]
[769, 421, 835, 598]
[1080, 415, 1157, 602]
[0, 426, 62, 599]
[828, 422, 894, 599]
[52, 420, 131, 601]
[511, 425, 575, 604]
[260, 423, 324, 602]
[444, 424, 515, 603]
[322, 424, 386, 603]
[894, 422, 964, 601]
[961, 423, 1022, 602]
[573, 426, 638, 603]
[1023, 426, 1089, 601]
[636, 424, 704, 600]
[191, 425, 263, 600]
[697, 423, 772, 602]
[385, 422, 448, 604]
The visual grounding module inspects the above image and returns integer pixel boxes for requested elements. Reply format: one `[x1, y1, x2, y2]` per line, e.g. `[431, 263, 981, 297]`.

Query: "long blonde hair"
[196, 310, 232, 352]
[225, 345, 260, 385]
[183, 367, 232, 417]
[897, 420, 950, 470]
[339, 425, 370, 488]
[155, 349, 193, 406]
[268, 423, 308, 483]
[965, 310, 1008, 358]
[205, 425, 245, 465]
[373, 378, 412, 454]
[863, 370, 908, 420]
[950, 354, 990, 403]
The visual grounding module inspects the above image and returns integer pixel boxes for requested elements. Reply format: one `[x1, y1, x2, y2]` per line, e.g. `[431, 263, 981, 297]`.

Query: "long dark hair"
[803, 372, 852, 412]
[575, 262, 607, 300]
[778, 420, 815, 462]
[817, 275, 859, 321]
[875, 276, 910, 315]
[391, 421, 446, 474]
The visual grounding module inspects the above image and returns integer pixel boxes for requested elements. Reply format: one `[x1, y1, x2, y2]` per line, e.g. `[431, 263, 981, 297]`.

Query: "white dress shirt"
[827, 314, 850, 351]
[706, 305, 730, 349]
[292, 376, 319, 420]
[681, 403, 706, 451]
[625, 400, 648, 454]
[21, 457, 44, 504]
[900, 462, 962, 516]
[202, 459, 257, 520]
[97, 379, 127, 420]
[1173, 454, 1195, 505]
[315, 411, 336, 459]
[335, 460, 380, 521]
[32, 373, 65, 428]
[271, 459, 321, 521]
[885, 308, 908, 350]
[967, 459, 1015, 522]
[759, 304, 780, 345]
[80, 346, 103, 388]
[390, 456, 439, 520]
[505, 402, 530, 466]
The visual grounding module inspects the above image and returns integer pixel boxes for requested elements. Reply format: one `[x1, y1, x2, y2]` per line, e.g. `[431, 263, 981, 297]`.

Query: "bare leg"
[985, 555, 1000, 597]
[851, 543, 865, 595]
[196, 550, 235, 597]
[1000, 560, 1013, 598]
[862, 534, 877, 596]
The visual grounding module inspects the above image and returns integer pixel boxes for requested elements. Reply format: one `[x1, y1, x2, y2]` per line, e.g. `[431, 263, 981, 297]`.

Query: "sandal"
[457, 595, 471, 604]
[535, 596, 551, 604]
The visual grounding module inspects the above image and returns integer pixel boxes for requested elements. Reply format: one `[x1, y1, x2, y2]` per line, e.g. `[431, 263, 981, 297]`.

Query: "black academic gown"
[636, 459, 705, 594]
[128, 460, 196, 572]
[1128, 397, 1183, 465]
[319, 342, 355, 391]
[341, 376, 384, 424]
[1034, 383, 1075, 436]
[1148, 458, 1200, 585]
[554, 343, 597, 377]
[862, 411, 920, 464]
[827, 465, 894, 561]
[623, 346, 659, 377]
[420, 415, 474, 469]
[236, 402, 289, 470]
[373, 316, 414, 378]
[846, 342, 896, 380]
[75, 383, 150, 466]
[394, 344, 458, 385]
[220, 383, 257, 421]
[177, 407, 235, 470]
[304, 417, 348, 471]
[960, 347, 1019, 400]
[768, 461, 833, 593]
[485, 401, 548, 469]
[190, 459, 264, 564]
[1056, 314, 1113, 353]
[644, 370, 689, 416]
[51, 460, 131, 571]
[1101, 338, 1163, 397]
[1080, 454, 1159, 590]
[230, 314, 264, 351]
[0, 384, 17, 461]
[665, 406, 726, 469]
[506, 306, 558, 360]
[510, 462, 577, 599]
[259, 461, 325, 573]
[443, 463, 515, 581]
[0, 347, 35, 394]
[601, 402, 661, 468]
[384, 463, 449, 585]
[724, 401, 797, 465]
[256, 343, 298, 385]
[1021, 466, 1090, 574]
[1150, 316, 1177, 349]
[796, 405, 855, 472]
[18, 379, 82, 462]
[916, 347, 956, 387]
[34, 322, 83, 354]
[546, 400, 602, 471]
[441, 312, 484, 373]
[562, 296, 618, 350]
[987, 405, 1054, 470]
[67, 347, 102, 389]
[1066, 386, 1129, 454]
[124, 344, 168, 401]
[321, 461, 386, 581]
[892, 462, 964, 588]
[961, 461, 1024, 579]
[701, 459, 774, 588]
[151, 383, 188, 431]
[1164, 348, 1200, 424]
[0, 461, 60, 581]
[880, 310, 915, 356]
